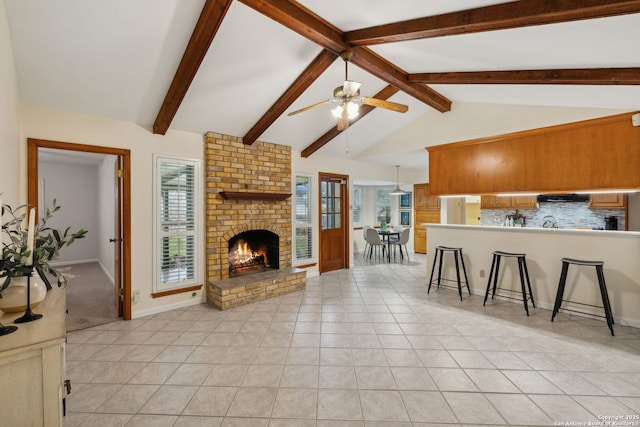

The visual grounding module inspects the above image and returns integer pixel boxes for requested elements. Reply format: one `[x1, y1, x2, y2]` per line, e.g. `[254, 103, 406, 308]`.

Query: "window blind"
[154, 156, 200, 291]
[294, 174, 314, 263]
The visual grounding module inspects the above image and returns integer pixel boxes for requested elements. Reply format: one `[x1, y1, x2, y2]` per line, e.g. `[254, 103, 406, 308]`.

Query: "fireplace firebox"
[228, 230, 279, 277]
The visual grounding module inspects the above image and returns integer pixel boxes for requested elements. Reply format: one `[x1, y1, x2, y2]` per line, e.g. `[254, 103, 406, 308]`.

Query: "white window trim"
[352, 185, 363, 228]
[153, 154, 202, 292]
[292, 172, 315, 266]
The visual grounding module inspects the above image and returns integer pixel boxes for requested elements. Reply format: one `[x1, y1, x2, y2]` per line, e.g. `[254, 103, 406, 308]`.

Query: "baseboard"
[49, 258, 115, 285]
[131, 297, 207, 319]
[49, 258, 99, 267]
[97, 260, 115, 285]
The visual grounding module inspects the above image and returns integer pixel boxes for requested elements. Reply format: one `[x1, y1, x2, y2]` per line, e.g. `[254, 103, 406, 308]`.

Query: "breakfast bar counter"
[426, 224, 640, 327]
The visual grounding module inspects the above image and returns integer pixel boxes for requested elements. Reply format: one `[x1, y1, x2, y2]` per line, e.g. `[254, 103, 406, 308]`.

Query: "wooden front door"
[319, 173, 349, 273]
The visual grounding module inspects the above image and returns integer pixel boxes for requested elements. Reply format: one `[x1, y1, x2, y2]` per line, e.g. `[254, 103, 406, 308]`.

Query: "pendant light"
[390, 165, 405, 195]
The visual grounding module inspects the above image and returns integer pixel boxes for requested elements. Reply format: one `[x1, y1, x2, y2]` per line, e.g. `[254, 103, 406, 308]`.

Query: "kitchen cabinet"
[427, 112, 640, 196]
[414, 183, 440, 209]
[589, 193, 627, 209]
[480, 195, 511, 209]
[413, 183, 441, 254]
[481, 195, 537, 209]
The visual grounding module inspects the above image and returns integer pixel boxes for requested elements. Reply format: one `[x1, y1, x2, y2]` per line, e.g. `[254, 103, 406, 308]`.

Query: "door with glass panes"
[319, 173, 349, 273]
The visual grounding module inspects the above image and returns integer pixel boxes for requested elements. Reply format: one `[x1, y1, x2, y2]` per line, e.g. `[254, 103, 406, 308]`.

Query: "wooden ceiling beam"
[301, 85, 399, 158]
[345, 0, 640, 46]
[243, 49, 338, 145]
[238, 0, 348, 53]
[152, 0, 233, 135]
[238, 0, 451, 113]
[351, 47, 450, 112]
[409, 68, 640, 85]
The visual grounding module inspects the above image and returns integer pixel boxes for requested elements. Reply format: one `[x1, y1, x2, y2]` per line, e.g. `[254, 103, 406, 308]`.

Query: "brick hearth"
[207, 267, 306, 310]
[204, 132, 306, 308]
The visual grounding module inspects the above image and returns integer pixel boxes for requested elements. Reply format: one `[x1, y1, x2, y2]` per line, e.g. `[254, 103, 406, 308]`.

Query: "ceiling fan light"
[331, 105, 342, 118]
[346, 101, 359, 119]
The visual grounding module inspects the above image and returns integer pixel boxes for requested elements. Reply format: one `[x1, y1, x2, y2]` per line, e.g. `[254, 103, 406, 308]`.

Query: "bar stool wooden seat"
[551, 258, 614, 336]
[483, 251, 535, 316]
[428, 246, 470, 301]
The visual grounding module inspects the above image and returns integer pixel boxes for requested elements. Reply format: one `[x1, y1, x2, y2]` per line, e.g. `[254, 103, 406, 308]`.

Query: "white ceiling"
[5, 0, 640, 170]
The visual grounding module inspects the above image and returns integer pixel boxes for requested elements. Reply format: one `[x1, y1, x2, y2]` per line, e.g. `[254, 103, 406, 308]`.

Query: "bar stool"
[483, 251, 535, 316]
[428, 246, 470, 301]
[551, 258, 614, 336]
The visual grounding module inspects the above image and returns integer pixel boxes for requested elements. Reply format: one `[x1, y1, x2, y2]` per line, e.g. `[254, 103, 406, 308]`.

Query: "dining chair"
[392, 228, 411, 262]
[365, 227, 386, 261]
[362, 225, 371, 258]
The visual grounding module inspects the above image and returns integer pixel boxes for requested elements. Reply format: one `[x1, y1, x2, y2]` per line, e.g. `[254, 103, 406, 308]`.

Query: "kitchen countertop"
[424, 223, 640, 238]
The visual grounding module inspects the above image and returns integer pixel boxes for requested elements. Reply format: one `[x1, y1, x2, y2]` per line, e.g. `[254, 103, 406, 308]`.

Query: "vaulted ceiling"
[5, 0, 640, 168]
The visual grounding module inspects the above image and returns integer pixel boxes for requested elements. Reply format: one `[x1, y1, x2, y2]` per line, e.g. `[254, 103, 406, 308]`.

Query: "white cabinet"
[0, 286, 66, 426]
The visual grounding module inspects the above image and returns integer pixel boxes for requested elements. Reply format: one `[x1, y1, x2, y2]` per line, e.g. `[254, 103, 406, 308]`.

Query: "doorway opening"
[27, 138, 132, 325]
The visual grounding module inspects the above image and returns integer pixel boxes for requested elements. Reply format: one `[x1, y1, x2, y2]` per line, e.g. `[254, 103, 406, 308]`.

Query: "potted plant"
[1, 198, 87, 312]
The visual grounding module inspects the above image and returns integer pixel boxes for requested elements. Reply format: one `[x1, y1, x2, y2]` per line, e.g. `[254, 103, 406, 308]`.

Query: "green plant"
[1, 199, 87, 294]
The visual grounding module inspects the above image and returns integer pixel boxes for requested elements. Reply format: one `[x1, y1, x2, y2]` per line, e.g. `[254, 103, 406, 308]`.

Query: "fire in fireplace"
[228, 230, 279, 277]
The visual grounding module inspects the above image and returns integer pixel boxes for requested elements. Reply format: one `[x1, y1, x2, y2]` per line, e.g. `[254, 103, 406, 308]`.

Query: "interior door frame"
[27, 138, 133, 320]
[318, 172, 350, 274]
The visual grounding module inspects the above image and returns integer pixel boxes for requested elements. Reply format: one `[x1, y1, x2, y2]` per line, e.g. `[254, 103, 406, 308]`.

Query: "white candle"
[25, 207, 35, 266]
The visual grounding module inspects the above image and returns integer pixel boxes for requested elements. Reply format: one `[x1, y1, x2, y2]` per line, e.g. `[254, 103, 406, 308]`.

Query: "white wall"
[0, 2, 21, 207]
[98, 156, 117, 281]
[39, 161, 100, 262]
[19, 104, 205, 318]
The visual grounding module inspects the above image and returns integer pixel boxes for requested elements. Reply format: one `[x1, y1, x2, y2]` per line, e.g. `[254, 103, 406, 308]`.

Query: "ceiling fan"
[287, 52, 409, 131]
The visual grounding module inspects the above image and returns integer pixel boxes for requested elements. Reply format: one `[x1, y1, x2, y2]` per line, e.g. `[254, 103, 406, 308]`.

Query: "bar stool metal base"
[551, 258, 614, 336]
[483, 251, 535, 316]
[428, 246, 470, 301]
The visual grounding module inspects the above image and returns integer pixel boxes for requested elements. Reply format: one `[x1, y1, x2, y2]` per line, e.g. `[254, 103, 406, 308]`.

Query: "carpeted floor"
[60, 261, 120, 331]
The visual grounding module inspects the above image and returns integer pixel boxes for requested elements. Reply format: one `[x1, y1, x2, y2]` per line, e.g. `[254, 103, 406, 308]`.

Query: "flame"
[229, 239, 268, 267]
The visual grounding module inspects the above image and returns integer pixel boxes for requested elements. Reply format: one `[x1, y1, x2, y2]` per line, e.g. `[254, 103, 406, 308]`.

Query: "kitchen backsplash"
[480, 202, 626, 230]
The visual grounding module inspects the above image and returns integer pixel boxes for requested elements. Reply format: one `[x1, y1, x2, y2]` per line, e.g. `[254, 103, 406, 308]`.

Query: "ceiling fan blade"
[343, 80, 361, 96]
[287, 99, 333, 116]
[360, 97, 408, 113]
[337, 107, 349, 131]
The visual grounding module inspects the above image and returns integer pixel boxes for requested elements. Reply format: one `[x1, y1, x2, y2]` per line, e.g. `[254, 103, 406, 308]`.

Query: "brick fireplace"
[204, 132, 306, 309]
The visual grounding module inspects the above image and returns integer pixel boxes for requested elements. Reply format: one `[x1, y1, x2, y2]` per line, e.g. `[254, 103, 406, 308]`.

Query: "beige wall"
[20, 104, 206, 318]
[0, 3, 21, 207]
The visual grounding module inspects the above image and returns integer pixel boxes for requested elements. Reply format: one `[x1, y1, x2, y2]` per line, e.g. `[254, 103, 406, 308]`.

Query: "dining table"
[377, 229, 400, 262]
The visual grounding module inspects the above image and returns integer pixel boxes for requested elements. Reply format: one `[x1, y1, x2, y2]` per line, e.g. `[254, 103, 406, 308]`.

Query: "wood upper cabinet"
[589, 193, 627, 208]
[414, 183, 440, 209]
[427, 112, 640, 196]
[480, 195, 537, 209]
[480, 195, 511, 209]
[511, 196, 538, 209]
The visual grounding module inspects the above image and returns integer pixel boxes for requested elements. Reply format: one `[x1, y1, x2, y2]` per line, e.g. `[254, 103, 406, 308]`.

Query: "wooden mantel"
[427, 111, 640, 196]
[218, 191, 291, 201]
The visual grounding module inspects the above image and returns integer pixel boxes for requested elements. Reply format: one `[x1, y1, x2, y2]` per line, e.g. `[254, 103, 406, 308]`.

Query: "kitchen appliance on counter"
[605, 216, 618, 230]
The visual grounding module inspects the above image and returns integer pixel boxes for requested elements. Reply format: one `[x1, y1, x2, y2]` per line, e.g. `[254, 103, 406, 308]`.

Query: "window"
[293, 173, 314, 265]
[154, 155, 201, 291]
[376, 187, 392, 225]
[352, 185, 363, 227]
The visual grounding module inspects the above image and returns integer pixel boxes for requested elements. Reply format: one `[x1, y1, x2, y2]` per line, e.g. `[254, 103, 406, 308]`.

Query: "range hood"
[536, 193, 590, 203]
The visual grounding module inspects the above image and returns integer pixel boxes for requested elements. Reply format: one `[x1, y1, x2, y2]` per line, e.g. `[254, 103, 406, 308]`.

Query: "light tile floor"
[66, 253, 640, 426]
